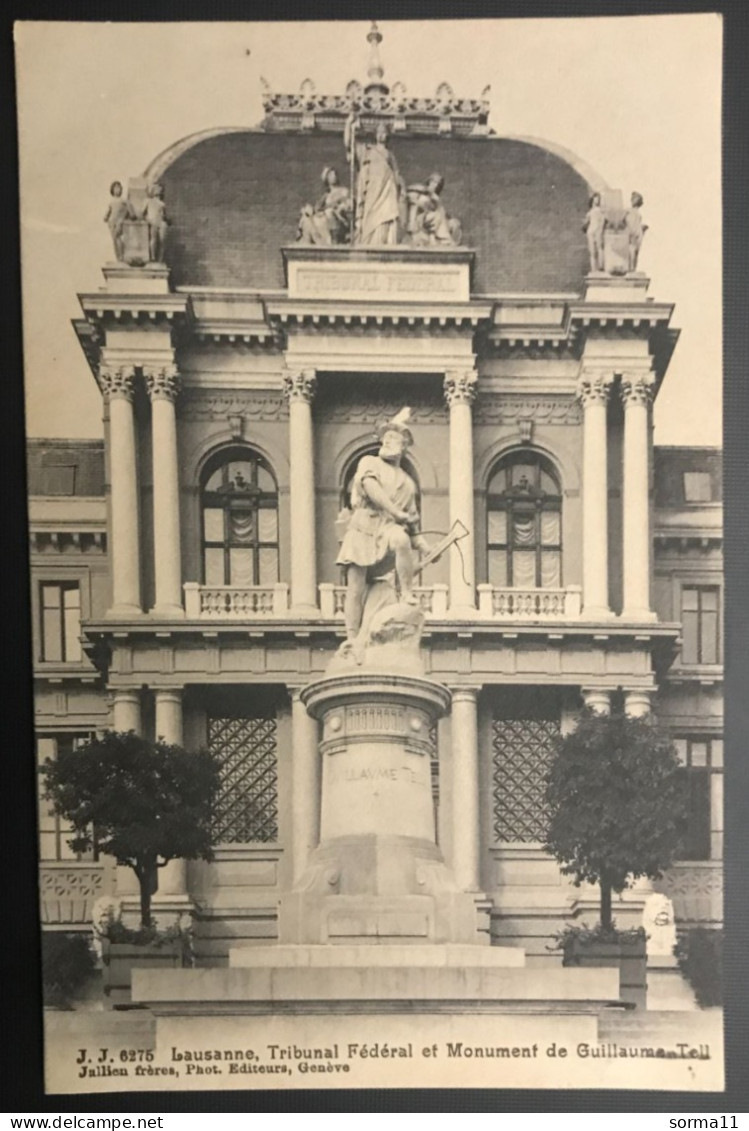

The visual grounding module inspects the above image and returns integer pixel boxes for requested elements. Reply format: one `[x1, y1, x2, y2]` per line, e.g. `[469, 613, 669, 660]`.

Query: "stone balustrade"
[184, 582, 290, 619]
[319, 583, 449, 619]
[183, 582, 586, 622]
[477, 584, 582, 620]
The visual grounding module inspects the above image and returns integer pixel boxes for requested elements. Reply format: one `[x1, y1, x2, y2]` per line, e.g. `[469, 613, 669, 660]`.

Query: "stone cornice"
[78, 292, 191, 325]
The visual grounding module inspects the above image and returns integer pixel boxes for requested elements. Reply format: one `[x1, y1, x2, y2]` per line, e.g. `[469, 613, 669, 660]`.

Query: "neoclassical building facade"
[32, 55, 723, 962]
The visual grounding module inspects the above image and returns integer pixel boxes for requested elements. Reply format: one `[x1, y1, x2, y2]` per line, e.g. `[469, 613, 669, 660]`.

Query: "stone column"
[99, 365, 141, 615]
[582, 688, 611, 715]
[145, 365, 184, 617]
[290, 688, 321, 883]
[444, 370, 478, 612]
[621, 373, 656, 621]
[577, 372, 613, 619]
[451, 687, 481, 891]
[154, 688, 188, 898]
[112, 688, 141, 732]
[283, 369, 318, 612]
[624, 689, 651, 718]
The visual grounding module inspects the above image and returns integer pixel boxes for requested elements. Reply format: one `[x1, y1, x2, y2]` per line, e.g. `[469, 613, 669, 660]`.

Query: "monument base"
[280, 834, 490, 944]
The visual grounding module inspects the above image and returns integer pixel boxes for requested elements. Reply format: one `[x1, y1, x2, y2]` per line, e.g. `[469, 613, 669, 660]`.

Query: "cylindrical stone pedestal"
[279, 671, 488, 945]
[309, 674, 448, 846]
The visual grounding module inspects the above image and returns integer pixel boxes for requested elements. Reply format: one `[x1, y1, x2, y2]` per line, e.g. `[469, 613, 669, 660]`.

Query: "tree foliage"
[544, 708, 688, 929]
[41, 731, 222, 926]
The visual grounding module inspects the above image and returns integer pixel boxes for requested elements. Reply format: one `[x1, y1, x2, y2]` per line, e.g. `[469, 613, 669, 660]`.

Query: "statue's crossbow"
[415, 519, 469, 577]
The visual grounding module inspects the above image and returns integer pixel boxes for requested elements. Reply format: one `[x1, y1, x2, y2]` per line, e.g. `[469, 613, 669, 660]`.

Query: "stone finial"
[97, 364, 136, 402]
[576, 372, 614, 407]
[144, 364, 181, 402]
[365, 21, 388, 95]
[444, 370, 478, 407]
[283, 369, 317, 404]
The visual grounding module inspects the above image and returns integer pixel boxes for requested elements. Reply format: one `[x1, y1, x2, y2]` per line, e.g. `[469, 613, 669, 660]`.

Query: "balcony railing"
[477, 584, 582, 620]
[318, 583, 449, 618]
[184, 583, 290, 618]
[184, 582, 581, 622]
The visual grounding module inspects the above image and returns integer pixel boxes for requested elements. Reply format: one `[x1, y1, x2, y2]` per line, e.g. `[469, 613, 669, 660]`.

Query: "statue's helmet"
[376, 406, 414, 447]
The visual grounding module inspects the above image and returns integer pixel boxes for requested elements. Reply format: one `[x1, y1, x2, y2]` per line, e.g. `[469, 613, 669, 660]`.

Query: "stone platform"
[132, 944, 621, 1015]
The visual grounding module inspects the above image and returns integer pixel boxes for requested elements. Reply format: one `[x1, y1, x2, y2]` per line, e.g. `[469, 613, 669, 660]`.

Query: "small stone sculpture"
[145, 182, 168, 263]
[582, 191, 605, 273]
[642, 892, 677, 958]
[406, 173, 462, 246]
[103, 181, 131, 261]
[335, 407, 435, 664]
[625, 191, 648, 273]
[297, 166, 352, 245]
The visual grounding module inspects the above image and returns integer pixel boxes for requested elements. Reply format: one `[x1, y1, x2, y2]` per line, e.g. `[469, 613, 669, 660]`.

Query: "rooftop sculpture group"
[583, 189, 648, 275]
[296, 123, 463, 249]
[104, 179, 169, 266]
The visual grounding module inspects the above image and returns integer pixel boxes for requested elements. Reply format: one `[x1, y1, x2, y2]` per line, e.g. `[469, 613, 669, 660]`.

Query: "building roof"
[158, 130, 592, 295]
[26, 439, 105, 498]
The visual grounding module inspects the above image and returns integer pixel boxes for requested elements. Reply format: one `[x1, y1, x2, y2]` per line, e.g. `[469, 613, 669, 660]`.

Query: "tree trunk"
[137, 860, 159, 929]
[600, 877, 613, 931]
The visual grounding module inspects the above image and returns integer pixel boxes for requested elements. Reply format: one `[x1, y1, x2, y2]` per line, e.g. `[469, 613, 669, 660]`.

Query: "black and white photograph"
[14, 15, 724, 1095]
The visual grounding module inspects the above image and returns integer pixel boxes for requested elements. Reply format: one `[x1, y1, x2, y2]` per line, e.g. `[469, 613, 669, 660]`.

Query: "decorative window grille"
[208, 714, 279, 843]
[486, 453, 562, 589]
[491, 715, 560, 842]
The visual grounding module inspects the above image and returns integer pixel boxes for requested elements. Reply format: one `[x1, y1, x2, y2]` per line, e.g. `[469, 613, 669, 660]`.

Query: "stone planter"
[101, 940, 186, 1009]
[563, 936, 648, 1010]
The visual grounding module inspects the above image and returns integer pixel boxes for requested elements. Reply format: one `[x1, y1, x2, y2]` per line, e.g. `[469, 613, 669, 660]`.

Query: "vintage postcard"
[15, 16, 724, 1094]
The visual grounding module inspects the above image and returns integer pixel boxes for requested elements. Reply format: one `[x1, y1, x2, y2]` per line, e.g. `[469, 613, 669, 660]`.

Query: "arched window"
[486, 452, 562, 589]
[201, 449, 279, 587]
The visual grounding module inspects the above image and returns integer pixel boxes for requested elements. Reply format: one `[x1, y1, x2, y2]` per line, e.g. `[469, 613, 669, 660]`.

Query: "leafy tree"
[41, 731, 222, 928]
[544, 708, 687, 931]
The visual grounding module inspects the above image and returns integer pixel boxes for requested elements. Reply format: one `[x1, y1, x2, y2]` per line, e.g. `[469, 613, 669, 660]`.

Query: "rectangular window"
[676, 736, 723, 861]
[40, 582, 81, 662]
[37, 734, 95, 861]
[681, 585, 720, 664]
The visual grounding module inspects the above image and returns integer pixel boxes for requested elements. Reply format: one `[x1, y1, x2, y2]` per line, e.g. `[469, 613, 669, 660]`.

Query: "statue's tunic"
[337, 455, 418, 570]
[356, 143, 402, 245]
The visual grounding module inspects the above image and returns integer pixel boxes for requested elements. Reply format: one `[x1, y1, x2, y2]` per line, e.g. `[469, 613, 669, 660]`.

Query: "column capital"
[283, 368, 317, 404]
[576, 371, 614, 407]
[444, 369, 478, 407]
[97, 364, 136, 402]
[144, 364, 181, 402]
[449, 686, 481, 704]
[620, 372, 655, 407]
[581, 687, 611, 715]
[623, 688, 653, 717]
